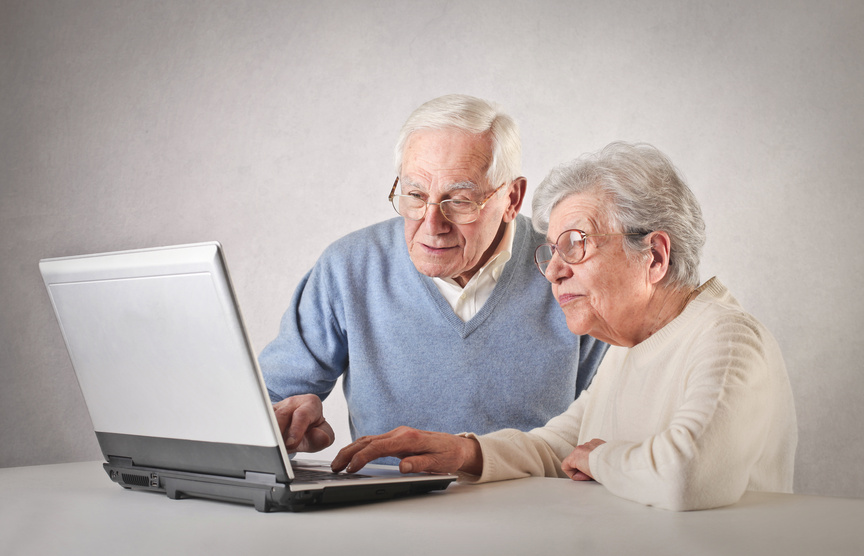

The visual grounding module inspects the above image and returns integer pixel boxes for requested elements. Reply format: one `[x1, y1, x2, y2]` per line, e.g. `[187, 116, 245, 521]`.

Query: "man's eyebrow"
[444, 181, 479, 192]
[401, 179, 480, 193]
[400, 177, 426, 190]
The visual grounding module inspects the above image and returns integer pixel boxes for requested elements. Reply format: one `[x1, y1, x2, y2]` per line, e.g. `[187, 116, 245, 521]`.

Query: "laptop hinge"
[106, 456, 135, 467]
[244, 471, 279, 486]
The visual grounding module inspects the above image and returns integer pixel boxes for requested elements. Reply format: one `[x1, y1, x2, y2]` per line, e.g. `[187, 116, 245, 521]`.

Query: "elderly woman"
[331, 142, 798, 511]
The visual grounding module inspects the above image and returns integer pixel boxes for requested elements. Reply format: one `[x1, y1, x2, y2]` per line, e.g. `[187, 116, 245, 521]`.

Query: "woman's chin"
[564, 319, 592, 338]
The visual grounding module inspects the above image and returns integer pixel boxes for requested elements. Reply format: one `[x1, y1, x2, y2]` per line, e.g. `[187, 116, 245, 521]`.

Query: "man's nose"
[423, 202, 451, 233]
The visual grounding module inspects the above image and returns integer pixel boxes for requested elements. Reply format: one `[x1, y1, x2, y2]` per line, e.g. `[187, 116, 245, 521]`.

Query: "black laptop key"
[292, 468, 373, 482]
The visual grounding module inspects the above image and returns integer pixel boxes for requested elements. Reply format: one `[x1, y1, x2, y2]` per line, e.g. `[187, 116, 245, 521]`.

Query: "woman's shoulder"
[692, 278, 766, 334]
[688, 277, 784, 363]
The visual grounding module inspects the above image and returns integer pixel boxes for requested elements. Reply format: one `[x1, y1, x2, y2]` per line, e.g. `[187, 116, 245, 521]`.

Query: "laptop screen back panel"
[39, 243, 291, 482]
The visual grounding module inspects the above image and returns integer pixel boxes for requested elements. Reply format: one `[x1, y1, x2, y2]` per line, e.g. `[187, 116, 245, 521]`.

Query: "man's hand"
[272, 394, 335, 453]
[561, 438, 606, 481]
[331, 426, 482, 475]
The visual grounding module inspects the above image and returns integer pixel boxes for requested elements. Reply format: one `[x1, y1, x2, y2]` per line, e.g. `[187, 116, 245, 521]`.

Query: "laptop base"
[104, 458, 455, 512]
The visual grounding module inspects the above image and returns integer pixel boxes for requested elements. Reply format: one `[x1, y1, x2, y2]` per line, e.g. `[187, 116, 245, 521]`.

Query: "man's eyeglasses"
[388, 177, 508, 225]
[534, 229, 648, 276]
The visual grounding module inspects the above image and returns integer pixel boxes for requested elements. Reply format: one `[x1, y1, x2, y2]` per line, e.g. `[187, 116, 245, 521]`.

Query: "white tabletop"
[1, 461, 863, 555]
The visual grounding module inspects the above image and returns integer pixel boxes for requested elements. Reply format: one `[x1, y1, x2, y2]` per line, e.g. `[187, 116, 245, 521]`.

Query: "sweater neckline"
[628, 277, 722, 356]
[414, 215, 530, 339]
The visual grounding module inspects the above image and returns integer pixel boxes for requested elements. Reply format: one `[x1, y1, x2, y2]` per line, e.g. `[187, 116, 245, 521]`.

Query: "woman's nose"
[544, 250, 572, 283]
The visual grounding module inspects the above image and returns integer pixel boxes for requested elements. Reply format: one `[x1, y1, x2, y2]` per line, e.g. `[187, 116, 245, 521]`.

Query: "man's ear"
[646, 231, 672, 285]
[502, 177, 527, 222]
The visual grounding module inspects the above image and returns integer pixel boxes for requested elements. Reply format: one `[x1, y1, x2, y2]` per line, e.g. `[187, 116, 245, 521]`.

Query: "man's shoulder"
[312, 218, 408, 280]
[508, 214, 548, 269]
[513, 213, 544, 243]
[321, 217, 404, 257]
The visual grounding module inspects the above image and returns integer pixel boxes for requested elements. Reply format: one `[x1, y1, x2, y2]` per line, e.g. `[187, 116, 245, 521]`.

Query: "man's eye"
[407, 192, 425, 200]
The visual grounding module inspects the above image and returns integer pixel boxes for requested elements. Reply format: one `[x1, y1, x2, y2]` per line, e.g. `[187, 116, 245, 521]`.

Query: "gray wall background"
[2, 0, 862, 499]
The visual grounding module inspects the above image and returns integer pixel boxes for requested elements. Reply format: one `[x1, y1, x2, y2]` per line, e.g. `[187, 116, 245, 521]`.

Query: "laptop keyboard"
[292, 468, 373, 482]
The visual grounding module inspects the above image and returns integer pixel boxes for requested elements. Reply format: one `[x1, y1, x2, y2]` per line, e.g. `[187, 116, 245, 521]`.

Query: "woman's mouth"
[556, 293, 584, 307]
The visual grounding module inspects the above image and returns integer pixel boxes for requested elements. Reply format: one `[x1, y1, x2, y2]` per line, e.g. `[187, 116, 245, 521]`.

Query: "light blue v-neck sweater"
[259, 215, 607, 443]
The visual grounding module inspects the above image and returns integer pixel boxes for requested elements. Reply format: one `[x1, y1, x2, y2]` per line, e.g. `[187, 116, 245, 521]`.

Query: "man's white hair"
[394, 94, 521, 188]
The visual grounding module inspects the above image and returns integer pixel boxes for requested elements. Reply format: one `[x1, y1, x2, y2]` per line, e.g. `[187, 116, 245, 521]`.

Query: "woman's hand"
[561, 438, 606, 480]
[331, 426, 483, 475]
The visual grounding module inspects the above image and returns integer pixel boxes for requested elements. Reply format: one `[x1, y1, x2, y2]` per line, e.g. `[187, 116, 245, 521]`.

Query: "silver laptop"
[39, 242, 455, 512]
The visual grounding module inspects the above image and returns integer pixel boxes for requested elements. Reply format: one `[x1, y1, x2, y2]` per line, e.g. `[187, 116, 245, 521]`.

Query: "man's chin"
[409, 257, 458, 280]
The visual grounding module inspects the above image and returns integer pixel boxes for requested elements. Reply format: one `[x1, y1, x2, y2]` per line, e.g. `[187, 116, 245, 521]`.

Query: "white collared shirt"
[431, 221, 515, 322]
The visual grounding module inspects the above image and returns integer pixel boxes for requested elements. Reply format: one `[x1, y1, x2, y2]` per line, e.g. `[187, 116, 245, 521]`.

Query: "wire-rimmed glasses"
[388, 177, 508, 225]
[534, 229, 648, 276]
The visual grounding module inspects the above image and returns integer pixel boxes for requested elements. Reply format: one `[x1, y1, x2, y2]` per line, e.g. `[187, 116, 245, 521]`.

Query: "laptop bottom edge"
[104, 458, 456, 512]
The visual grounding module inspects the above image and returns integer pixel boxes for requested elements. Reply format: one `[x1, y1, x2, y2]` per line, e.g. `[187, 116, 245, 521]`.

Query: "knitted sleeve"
[257, 260, 348, 403]
[460, 394, 592, 483]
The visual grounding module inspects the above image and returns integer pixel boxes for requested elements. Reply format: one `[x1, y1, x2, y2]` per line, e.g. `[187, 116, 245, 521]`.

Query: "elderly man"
[259, 95, 608, 455]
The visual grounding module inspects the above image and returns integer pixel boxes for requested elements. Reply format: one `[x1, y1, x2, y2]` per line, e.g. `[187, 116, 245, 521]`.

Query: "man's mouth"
[420, 243, 456, 253]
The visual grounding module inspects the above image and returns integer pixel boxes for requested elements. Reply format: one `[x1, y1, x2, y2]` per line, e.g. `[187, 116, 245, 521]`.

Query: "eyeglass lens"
[535, 231, 586, 274]
[391, 195, 479, 224]
[392, 195, 426, 220]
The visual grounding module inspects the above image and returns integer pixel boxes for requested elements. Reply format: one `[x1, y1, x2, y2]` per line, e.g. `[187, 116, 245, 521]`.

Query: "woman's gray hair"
[532, 142, 706, 288]
[394, 94, 521, 188]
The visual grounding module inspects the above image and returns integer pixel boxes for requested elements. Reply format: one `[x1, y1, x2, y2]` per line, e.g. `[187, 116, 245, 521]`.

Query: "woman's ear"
[646, 231, 672, 285]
